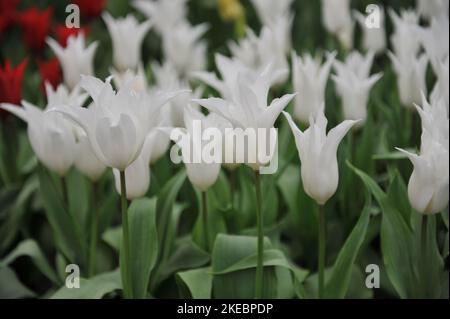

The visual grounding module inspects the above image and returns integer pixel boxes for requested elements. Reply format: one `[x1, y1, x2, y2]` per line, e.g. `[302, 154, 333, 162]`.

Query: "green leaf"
[51, 270, 121, 299]
[325, 195, 371, 298]
[176, 267, 212, 299]
[0, 266, 36, 299]
[348, 161, 417, 298]
[0, 239, 60, 285]
[127, 197, 158, 299]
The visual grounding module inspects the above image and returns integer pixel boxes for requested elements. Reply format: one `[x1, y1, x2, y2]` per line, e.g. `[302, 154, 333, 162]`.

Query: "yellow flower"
[218, 0, 244, 22]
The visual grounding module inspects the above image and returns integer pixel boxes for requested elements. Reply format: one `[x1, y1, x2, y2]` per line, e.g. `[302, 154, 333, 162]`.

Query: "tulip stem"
[201, 191, 210, 252]
[88, 182, 98, 277]
[419, 215, 428, 298]
[254, 170, 264, 299]
[318, 205, 326, 299]
[120, 171, 132, 299]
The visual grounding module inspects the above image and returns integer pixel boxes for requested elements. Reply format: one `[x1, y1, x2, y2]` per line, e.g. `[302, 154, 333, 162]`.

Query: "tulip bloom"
[430, 56, 449, 113]
[389, 9, 421, 60]
[333, 51, 382, 125]
[416, 0, 449, 21]
[133, 0, 188, 36]
[250, 0, 292, 26]
[73, 0, 107, 19]
[291, 51, 335, 124]
[398, 94, 449, 215]
[47, 34, 98, 90]
[353, 8, 386, 55]
[0, 59, 28, 112]
[321, 0, 354, 50]
[103, 13, 152, 72]
[54, 24, 90, 47]
[17, 7, 52, 52]
[419, 15, 449, 65]
[389, 52, 428, 109]
[0, 0, 19, 35]
[283, 107, 358, 205]
[50, 75, 177, 171]
[37, 58, 62, 92]
[162, 22, 208, 79]
[0, 83, 89, 175]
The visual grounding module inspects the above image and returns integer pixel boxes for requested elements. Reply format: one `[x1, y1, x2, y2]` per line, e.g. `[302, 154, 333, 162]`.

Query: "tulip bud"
[353, 8, 386, 55]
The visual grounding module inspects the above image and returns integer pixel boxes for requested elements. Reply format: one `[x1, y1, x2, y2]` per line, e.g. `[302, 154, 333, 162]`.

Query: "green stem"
[201, 191, 210, 252]
[254, 170, 264, 299]
[120, 171, 132, 299]
[318, 205, 326, 299]
[419, 215, 428, 298]
[88, 182, 99, 277]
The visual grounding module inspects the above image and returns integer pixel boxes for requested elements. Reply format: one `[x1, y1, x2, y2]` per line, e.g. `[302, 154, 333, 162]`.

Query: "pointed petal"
[260, 93, 297, 128]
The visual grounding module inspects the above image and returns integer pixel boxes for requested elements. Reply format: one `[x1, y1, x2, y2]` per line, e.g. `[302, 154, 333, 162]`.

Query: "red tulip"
[37, 58, 61, 92]
[0, 59, 28, 117]
[54, 24, 90, 47]
[73, 0, 107, 19]
[0, 0, 20, 36]
[17, 7, 53, 51]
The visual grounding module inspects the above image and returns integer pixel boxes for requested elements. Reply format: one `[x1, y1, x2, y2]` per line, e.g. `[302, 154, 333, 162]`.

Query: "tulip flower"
[291, 51, 335, 124]
[47, 33, 98, 90]
[162, 22, 208, 79]
[333, 51, 382, 125]
[321, 0, 354, 50]
[103, 13, 152, 72]
[250, 0, 292, 26]
[283, 107, 358, 298]
[396, 131, 449, 215]
[168, 105, 222, 251]
[228, 24, 290, 85]
[416, 0, 449, 21]
[194, 64, 295, 297]
[418, 15, 449, 64]
[0, 59, 28, 111]
[389, 9, 421, 60]
[0, 0, 19, 35]
[37, 58, 62, 92]
[389, 52, 428, 109]
[133, 0, 188, 36]
[73, 0, 107, 19]
[430, 56, 449, 113]
[17, 7, 52, 52]
[0, 83, 89, 176]
[353, 8, 386, 55]
[54, 24, 90, 47]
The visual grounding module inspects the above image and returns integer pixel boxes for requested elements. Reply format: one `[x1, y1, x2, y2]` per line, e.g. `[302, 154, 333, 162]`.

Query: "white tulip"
[396, 133, 449, 215]
[430, 56, 449, 113]
[112, 131, 155, 200]
[169, 106, 222, 191]
[353, 8, 386, 54]
[333, 51, 382, 124]
[389, 9, 421, 60]
[416, 0, 449, 20]
[228, 23, 290, 85]
[50, 75, 178, 171]
[132, 0, 188, 35]
[152, 61, 203, 127]
[396, 93, 449, 214]
[193, 64, 296, 169]
[283, 108, 358, 205]
[103, 13, 152, 72]
[0, 83, 89, 176]
[47, 34, 97, 90]
[291, 51, 335, 124]
[162, 22, 208, 79]
[321, 0, 354, 49]
[389, 52, 428, 108]
[250, 0, 293, 26]
[419, 15, 449, 64]
[74, 126, 107, 181]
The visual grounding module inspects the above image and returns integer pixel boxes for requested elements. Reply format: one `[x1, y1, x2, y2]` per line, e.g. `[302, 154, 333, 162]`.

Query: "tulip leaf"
[324, 193, 371, 298]
[51, 270, 121, 299]
[0, 266, 36, 299]
[176, 267, 212, 299]
[0, 239, 60, 285]
[348, 161, 417, 298]
[37, 165, 83, 266]
[122, 197, 158, 299]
